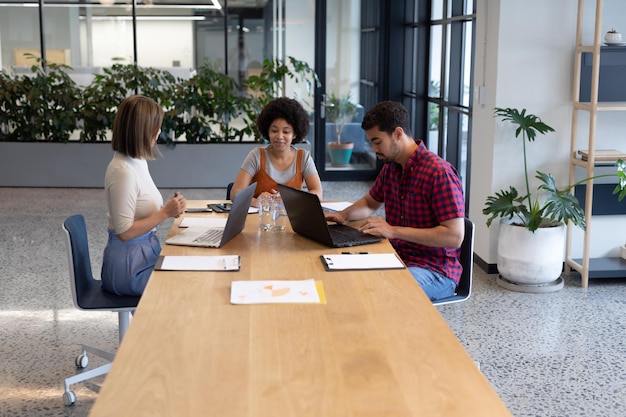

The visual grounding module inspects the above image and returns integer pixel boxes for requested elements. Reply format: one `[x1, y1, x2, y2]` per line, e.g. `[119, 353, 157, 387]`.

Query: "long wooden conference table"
[89, 201, 512, 417]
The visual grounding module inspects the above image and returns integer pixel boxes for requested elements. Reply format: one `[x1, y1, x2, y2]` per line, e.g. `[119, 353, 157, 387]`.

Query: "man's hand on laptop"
[358, 217, 390, 238]
[324, 210, 346, 224]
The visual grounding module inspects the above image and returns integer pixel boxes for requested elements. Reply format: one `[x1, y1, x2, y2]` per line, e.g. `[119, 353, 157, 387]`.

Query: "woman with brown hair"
[101, 95, 186, 296]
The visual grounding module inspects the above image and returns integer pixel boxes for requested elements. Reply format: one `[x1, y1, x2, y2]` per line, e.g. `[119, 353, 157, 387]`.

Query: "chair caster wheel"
[63, 390, 76, 406]
[75, 353, 88, 369]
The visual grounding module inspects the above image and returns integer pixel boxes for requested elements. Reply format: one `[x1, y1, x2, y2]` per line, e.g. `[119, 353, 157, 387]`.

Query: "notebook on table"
[165, 183, 255, 248]
[277, 184, 382, 248]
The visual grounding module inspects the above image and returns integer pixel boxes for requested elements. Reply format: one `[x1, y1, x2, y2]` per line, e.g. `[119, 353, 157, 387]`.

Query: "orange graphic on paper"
[264, 285, 290, 297]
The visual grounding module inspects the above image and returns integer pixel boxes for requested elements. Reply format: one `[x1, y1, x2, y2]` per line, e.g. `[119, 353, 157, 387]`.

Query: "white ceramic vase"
[497, 219, 565, 287]
[605, 30, 623, 44]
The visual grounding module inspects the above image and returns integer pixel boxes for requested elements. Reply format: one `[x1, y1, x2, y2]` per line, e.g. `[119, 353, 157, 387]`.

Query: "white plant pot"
[496, 219, 565, 292]
[605, 30, 623, 44]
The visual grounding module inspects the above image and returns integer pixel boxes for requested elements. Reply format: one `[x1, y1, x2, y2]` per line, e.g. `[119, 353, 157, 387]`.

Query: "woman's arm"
[231, 169, 260, 205]
[304, 173, 323, 201]
[117, 193, 186, 241]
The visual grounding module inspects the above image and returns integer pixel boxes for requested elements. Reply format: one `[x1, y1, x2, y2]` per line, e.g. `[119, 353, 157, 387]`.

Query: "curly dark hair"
[256, 97, 310, 144]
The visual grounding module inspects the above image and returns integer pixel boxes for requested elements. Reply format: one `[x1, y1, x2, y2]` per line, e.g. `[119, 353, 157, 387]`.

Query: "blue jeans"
[101, 230, 161, 296]
[408, 267, 456, 301]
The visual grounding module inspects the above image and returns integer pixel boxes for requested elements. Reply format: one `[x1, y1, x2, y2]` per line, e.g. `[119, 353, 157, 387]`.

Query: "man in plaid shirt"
[325, 101, 465, 301]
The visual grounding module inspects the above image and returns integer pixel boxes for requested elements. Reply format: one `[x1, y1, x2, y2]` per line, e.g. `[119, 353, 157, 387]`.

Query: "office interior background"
[5, 0, 626, 268]
[2, 0, 626, 415]
[1, 0, 479, 247]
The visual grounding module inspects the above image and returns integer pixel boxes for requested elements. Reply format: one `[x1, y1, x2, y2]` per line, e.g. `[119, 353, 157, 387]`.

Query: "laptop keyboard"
[329, 225, 382, 246]
[193, 229, 223, 244]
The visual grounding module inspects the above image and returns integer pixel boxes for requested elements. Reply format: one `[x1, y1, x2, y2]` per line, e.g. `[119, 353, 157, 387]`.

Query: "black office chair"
[61, 214, 141, 406]
[226, 182, 234, 200]
[433, 217, 474, 306]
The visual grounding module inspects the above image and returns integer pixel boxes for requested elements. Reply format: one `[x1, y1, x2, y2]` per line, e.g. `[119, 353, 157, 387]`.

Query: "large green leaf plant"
[483, 107, 626, 232]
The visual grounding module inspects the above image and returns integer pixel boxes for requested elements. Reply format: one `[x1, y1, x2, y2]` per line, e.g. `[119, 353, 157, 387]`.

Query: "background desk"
[89, 201, 512, 417]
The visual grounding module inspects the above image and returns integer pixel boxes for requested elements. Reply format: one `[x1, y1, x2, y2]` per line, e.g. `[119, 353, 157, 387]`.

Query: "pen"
[341, 251, 369, 255]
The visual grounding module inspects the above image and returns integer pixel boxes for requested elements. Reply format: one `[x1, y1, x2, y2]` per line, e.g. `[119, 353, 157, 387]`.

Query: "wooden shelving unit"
[566, 0, 626, 287]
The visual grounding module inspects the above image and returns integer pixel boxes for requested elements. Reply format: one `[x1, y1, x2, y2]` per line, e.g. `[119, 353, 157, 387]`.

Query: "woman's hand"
[163, 192, 186, 218]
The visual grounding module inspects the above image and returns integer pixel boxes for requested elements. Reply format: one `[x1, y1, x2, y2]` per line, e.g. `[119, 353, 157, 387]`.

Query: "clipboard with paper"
[320, 253, 406, 271]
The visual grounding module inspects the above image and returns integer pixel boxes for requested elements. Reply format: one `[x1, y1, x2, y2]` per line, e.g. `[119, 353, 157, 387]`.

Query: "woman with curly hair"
[230, 97, 323, 206]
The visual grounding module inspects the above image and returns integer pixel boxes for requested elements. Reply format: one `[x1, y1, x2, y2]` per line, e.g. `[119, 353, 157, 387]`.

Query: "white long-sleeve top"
[105, 152, 163, 234]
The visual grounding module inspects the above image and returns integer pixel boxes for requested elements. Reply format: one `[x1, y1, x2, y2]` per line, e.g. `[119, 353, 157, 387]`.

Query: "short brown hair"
[111, 95, 163, 160]
[362, 101, 412, 137]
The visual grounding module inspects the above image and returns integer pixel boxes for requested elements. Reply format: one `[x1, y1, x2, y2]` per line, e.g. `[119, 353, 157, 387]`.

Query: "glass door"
[314, 0, 380, 181]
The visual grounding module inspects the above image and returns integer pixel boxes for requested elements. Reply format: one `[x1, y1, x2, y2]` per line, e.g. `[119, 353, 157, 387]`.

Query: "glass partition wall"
[0, 0, 316, 131]
[0, 0, 476, 190]
[402, 0, 475, 208]
[1, 0, 221, 75]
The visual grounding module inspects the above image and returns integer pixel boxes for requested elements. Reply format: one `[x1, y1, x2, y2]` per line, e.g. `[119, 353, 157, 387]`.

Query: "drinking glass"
[258, 194, 274, 231]
[272, 196, 288, 231]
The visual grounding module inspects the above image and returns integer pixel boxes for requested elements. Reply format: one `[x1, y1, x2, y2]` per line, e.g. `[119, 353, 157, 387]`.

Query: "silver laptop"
[277, 184, 382, 248]
[165, 183, 255, 248]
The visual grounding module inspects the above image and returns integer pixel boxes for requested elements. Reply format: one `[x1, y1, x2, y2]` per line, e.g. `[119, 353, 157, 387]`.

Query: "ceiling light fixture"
[0, 0, 221, 9]
[78, 15, 207, 21]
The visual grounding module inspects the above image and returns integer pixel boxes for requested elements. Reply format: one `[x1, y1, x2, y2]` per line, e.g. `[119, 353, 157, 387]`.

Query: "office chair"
[61, 214, 141, 406]
[433, 217, 474, 306]
[226, 182, 234, 200]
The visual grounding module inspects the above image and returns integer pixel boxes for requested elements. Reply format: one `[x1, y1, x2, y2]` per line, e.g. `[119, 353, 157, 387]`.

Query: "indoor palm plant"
[483, 107, 626, 291]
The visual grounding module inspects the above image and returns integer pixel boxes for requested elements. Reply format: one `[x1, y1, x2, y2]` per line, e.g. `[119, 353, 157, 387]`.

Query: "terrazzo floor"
[1, 183, 626, 417]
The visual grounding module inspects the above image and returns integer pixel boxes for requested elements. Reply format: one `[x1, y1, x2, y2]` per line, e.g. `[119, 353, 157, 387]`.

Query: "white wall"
[78, 20, 194, 68]
[471, 0, 626, 265]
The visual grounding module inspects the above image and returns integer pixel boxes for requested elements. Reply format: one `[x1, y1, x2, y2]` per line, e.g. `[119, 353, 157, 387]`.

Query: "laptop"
[277, 184, 383, 248]
[165, 183, 255, 248]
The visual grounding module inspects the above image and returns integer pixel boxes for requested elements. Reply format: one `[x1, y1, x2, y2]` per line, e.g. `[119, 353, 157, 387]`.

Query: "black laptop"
[277, 184, 382, 248]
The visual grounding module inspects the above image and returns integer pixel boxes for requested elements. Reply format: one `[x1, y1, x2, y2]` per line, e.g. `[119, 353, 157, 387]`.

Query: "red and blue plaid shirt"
[370, 141, 465, 284]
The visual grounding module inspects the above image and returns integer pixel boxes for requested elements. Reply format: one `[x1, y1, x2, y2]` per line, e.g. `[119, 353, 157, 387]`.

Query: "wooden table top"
[89, 201, 512, 417]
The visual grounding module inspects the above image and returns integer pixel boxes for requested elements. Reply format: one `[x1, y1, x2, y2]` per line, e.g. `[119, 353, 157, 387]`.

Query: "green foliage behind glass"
[0, 56, 318, 145]
[0, 60, 81, 142]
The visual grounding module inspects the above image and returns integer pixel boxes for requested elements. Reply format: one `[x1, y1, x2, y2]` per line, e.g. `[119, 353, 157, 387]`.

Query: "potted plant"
[0, 59, 82, 142]
[170, 60, 254, 143]
[80, 62, 181, 143]
[325, 92, 358, 166]
[483, 107, 626, 292]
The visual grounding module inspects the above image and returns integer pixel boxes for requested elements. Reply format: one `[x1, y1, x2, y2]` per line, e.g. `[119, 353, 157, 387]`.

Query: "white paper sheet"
[321, 253, 405, 270]
[179, 217, 228, 228]
[157, 255, 240, 271]
[230, 278, 321, 304]
[321, 201, 353, 212]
